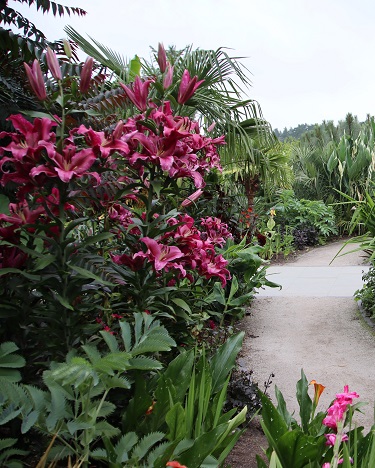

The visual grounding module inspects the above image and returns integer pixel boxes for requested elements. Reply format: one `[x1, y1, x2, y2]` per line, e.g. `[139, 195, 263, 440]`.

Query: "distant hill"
[274, 123, 316, 141]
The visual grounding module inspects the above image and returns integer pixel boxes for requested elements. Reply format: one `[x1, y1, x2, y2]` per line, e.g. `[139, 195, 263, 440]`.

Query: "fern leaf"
[94, 420, 121, 439]
[146, 440, 173, 467]
[24, 385, 48, 411]
[131, 432, 165, 461]
[45, 386, 68, 432]
[114, 432, 138, 462]
[21, 409, 39, 434]
[93, 400, 116, 419]
[119, 321, 132, 352]
[94, 352, 132, 374]
[126, 356, 163, 371]
[131, 338, 175, 356]
[103, 375, 131, 390]
[82, 344, 102, 365]
[0, 404, 22, 425]
[100, 330, 119, 353]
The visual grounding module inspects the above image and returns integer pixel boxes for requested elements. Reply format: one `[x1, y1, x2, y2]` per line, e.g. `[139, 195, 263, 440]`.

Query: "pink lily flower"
[24, 59, 47, 101]
[177, 70, 204, 104]
[79, 56, 94, 93]
[157, 43, 167, 73]
[130, 132, 180, 171]
[0, 114, 57, 161]
[46, 47, 62, 80]
[0, 200, 45, 226]
[137, 237, 184, 271]
[120, 76, 154, 112]
[31, 145, 100, 184]
[75, 121, 130, 158]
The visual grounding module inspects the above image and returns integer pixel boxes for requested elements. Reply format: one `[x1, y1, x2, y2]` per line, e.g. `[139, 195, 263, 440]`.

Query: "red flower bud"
[80, 56, 94, 93]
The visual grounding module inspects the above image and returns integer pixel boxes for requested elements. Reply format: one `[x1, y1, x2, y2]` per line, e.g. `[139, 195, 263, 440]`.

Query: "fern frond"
[93, 420, 121, 439]
[131, 338, 175, 356]
[94, 351, 132, 374]
[131, 431, 165, 461]
[126, 356, 163, 371]
[114, 432, 138, 460]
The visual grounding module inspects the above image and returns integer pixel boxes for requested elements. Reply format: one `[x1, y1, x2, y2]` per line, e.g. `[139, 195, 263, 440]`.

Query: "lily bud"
[24, 59, 47, 101]
[46, 47, 62, 81]
[157, 43, 167, 73]
[79, 56, 94, 93]
[163, 62, 174, 89]
[181, 189, 204, 207]
[63, 39, 72, 59]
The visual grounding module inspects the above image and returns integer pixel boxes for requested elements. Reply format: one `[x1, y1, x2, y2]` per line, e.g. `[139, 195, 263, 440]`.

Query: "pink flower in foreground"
[335, 385, 359, 406]
[322, 385, 359, 430]
[136, 237, 184, 271]
[24, 59, 47, 101]
[31, 145, 100, 184]
[325, 433, 348, 447]
[323, 400, 346, 429]
[177, 69, 204, 104]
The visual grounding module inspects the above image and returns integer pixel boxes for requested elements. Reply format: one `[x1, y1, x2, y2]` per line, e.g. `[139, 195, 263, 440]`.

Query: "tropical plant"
[0, 0, 86, 128]
[292, 115, 375, 231]
[0, 332, 247, 466]
[257, 370, 371, 468]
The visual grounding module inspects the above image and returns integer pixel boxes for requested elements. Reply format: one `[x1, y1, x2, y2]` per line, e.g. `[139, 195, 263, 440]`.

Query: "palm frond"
[65, 26, 129, 78]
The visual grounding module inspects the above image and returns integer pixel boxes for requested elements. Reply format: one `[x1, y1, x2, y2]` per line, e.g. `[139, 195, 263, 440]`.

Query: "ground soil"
[224, 239, 374, 468]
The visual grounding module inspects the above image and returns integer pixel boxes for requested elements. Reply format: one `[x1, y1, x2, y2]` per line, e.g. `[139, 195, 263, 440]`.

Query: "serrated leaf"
[171, 298, 191, 313]
[21, 410, 39, 434]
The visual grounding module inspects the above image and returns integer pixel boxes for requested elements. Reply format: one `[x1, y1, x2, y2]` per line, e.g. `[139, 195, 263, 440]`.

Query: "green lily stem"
[331, 419, 345, 468]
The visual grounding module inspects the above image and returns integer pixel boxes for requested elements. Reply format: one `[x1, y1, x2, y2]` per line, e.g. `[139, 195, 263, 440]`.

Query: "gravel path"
[226, 240, 375, 467]
[244, 240, 374, 428]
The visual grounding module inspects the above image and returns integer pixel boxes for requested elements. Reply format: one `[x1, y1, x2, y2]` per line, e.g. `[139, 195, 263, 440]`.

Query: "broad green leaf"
[163, 351, 194, 402]
[210, 332, 244, 394]
[259, 392, 288, 444]
[166, 403, 186, 442]
[296, 369, 312, 434]
[171, 298, 191, 313]
[275, 385, 293, 428]
[178, 424, 228, 467]
[277, 431, 323, 468]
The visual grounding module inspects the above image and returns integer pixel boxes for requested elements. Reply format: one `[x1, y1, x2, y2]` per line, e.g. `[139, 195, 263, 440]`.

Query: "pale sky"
[13, 0, 375, 130]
